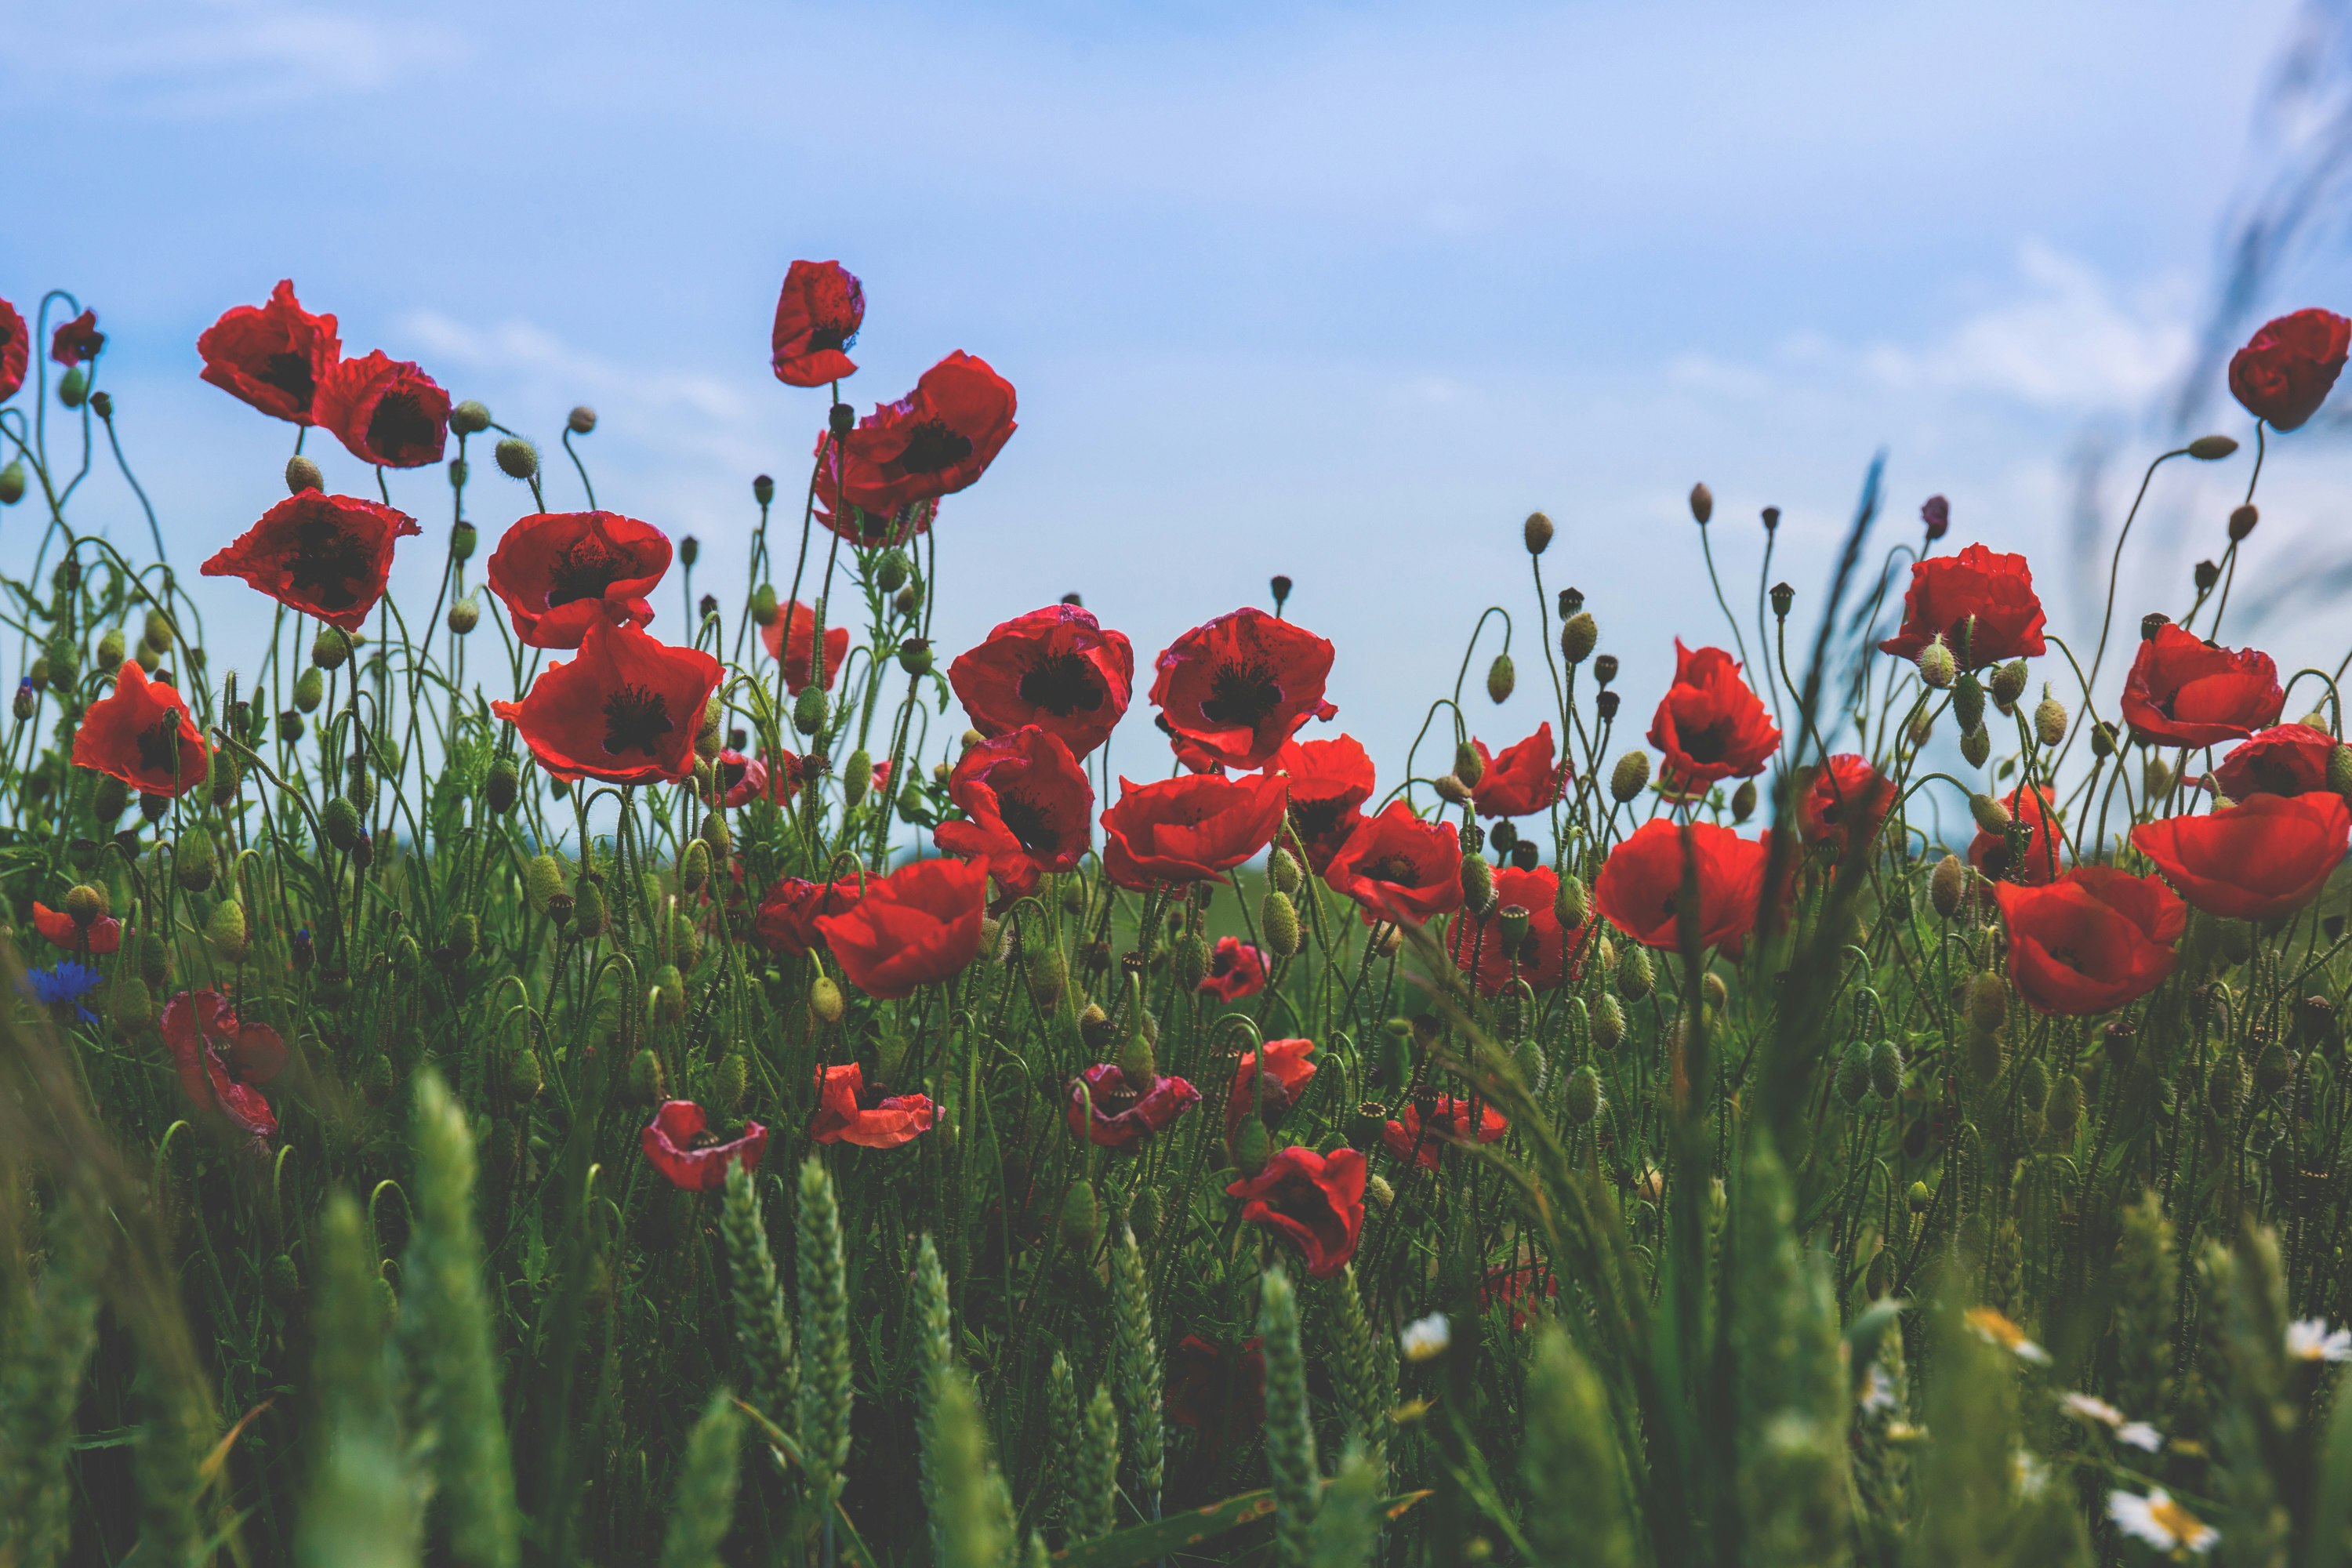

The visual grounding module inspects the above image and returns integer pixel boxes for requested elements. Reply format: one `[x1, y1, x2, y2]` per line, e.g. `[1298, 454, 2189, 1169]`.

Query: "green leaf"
[1051, 1487, 1429, 1568]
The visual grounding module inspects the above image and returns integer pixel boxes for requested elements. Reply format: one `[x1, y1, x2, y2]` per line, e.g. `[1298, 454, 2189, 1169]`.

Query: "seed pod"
[2034, 688, 2068, 747]
[1617, 943, 1653, 1001]
[322, 796, 363, 851]
[1061, 1178, 1102, 1254]
[206, 898, 250, 964]
[810, 973, 844, 1025]
[1591, 991, 1625, 1053]
[1837, 1040, 1871, 1105]
[2090, 720, 2117, 758]
[58, 366, 86, 408]
[1556, 873, 1588, 930]
[793, 685, 827, 735]
[0, 459, 24, 505]
[485, 755, 521, 814]
[1559, 611, 1598, 665]
[1688, 482, 1713, 524]
[1565, 1065, 1603, 1124]
[628, 1047, 668, 1104]
[1486, 653, 1515, 705]
[2255, 1040, 2296, 1096]
[842, 749, 873, 806]
[2046, 1072, 2083, 1136]
[2295, 995, 2339, 1051]
[1730, 779, 1757, 823]
[1460, 853, 1496, 916]
[1610, 750, 1651, 803]
[1952, 671, 1986, 733]
[311, 626, 350, 670]
[1261, 890, 1302, 957]
[1918, 637, 1957, 689]
[1989, 659, 2028, 713]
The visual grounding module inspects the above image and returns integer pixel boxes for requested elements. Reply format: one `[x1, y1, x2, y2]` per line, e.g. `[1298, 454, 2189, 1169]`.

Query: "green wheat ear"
[1044, 1348, 1081, 1541]
[927, 1361, 1018, 1568]
[720, 1162, 797, 1442]
[0, 1203, 103, 1568]
[1260, 1262, 1319, 1568]
[659, 1389, 746, 1568]
[1308, 1440, 1386, 1568]
[1109, 1223, 1164, 1517]
[1323, 1265, 1392, 1483]
[1521, 1326, 1635, 1568]
[131, 1361, 211, 1568]
[295, 1190, 419, 1568]
[796, 1154, 854, 1513]
[1071, 1380, 1121, 1543]
[914, 1232, 954, 1558]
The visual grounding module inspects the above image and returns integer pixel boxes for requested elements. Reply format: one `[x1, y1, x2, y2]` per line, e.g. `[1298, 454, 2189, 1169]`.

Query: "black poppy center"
[1290, 797, 1348, 844]
[261, 350, 315, 405]
[283, 514, 371, 611]
[894, 419, 975, 476]
[1358, 853, 1420, 885]
[135, 718, 182, 777]
[1018, 651, 1102, 717]
[1263, 1174, 1332, 1232]
[602, 684, 675, 759]
[806, 322, 858, 354]
[1199, 659, 1283, 731]
[994, 788, 1058, 855]
[1679, 722, 1729, 765]
[367, 392, 436, 462]
[548, 535, 630, 608]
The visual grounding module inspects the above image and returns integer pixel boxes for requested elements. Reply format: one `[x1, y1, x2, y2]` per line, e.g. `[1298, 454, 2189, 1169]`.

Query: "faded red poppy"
[811, 1062, 935, 1149]
[934, 725, 1093, 896]
[813, 459, 937, 549]
[1472, 724, 1568, 817]
[1993, 867, 2184, 1016]
[1265, 735, 1375, 872]
[1970, 783, 2064, 887]
[814, 856, 989, 999]
[71, 662, 209, 798]
[162, 989, 285, 1143]
[1100, 771, 1288, 888]
[719, 747, 804, 808]
[1479, 1262, 1560, 1331]
[1649, 641, 1780, 793]
[760, 601, 853, 695]
[489, 619, 720, 786]
[1068, 1062, 1202, 1150]
[1225, 1037, 1317, 1142]
[1798, 753, 1897, 857]
[314, 350, 449, 468]
[1168, 1334, 1265, 1454]
[751, 875, 865, 956]
[1878, 543, 2048, 666]
[1454, 863, 1572, 994]
[31, 901, 122, 956]
[2213, 724, 2339, 800]
[1593, 819, 1767, 951]
[201, 492, 420, 630]
[1225, 1145, 1367, 1279]
[641, 1099, 770, 1191]
[2229, 308, 2352, 430]
[1381, 1097, 1508, 1171]
[949, 604, 1134, 761]
[832, 350, 1018, 513]
[771, 260, 864, 387]
[2131, 792, 2351, 920]
[0, 296, 26, 402]
[486, 511, 670, 649]
[197, 280, 341, 424]
[1150, 608, 1338, 771]
[50, 309, 103, 366]
[2120, 626, 2283, 750]
[1321, 802, 1463, 926]
[1198, 935, 1269, 1001]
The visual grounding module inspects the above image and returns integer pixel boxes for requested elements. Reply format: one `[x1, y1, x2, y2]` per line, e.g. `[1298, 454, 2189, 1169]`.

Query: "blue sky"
[2, 0, 2336, 782]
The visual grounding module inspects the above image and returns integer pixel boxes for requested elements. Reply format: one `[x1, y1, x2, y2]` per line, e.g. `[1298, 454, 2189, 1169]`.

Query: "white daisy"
[2287, 1317, 2352, 1363]
[2060, 1392, 2125, 1429]
[2108, 1488, 2218, 1555]
[1399, 1312, 1450, 1363]
[2118, 1421, 2164, 1453]
[1965, 1306, 2052, 1365]
[2013, 1450, 2049, 1498]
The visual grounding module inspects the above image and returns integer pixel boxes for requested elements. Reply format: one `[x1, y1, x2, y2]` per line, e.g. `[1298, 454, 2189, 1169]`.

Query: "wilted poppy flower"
[1593, 819, 1767, 951]
[201, 492, 421, 630]
[934, 724, 1093, 896]
[1649, 641, 1780, 793]
[71, 662, 209, 798]
[1993, 868, 2184, 1015]
[1472, 724, 1568, 817]
[1150, 608, 1338, 771]
[760, 601, 853, 694]
[833, 350, 1018, 514]
[31, 900, 122, 956]
[2213, 724, 2339, 800]
[1198, 935, 1269, 1001]
[1226, 1145, 1367, 1279]
[2229, 308, 2352, 430]
[814, 856, 989, 999]
[811, 1062, 935, 1148]
[162, 989, 285, 1143]
[1454, 864, 1571, 994]
[771, 260, 864, 387]
[489, 619, 721, 786]
[2130, 792, 2351, 920]
[1068, 1062, 1202, 1150]
[1878, 543, 2048, 666]
[641, 1099, 770, 1190]
[0, 296, 27, 402]
[1225, 1037, 1317, 1141]
[1381, 1097, 1508, 1171]
[1265, 735, 1374, 871]
[949, 604, 1134, 761]
[1168, 1334, 1265, 1453]
[314, 350, 449, 468]
[197, 280, 341, 424]
[2121, 626, 2283, 749]
[1798, 753, 1897, 857]
[1100, 771, 1288, 888]
[751, 875, 865, 956]
[50, 309, 103, 366]
[1970, 783, 2064, 886]
[1322, 803, 1463, 926]
[486, 511, 670, 649]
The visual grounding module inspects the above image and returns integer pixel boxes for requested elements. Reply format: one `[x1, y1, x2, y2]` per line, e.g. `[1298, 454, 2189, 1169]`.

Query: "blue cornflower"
[22, 960, 104, 1025]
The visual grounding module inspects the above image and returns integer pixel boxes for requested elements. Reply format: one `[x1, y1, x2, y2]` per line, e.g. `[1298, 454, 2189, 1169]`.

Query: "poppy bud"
[106, 974, 155, 1039]
[1117, 1016, 1156, 1099]
[1461, 852, 1496, 916]
[92, 772, 128, 822]
[347, 760, 375, 813]
[94, 626, 125, 670]
[60, 883, 108, 929]
[647, 962, 688, 1026]
[1254, 844, 1299, 898]
[289, 669, 325, 719]
[12, 678, 34, 721]
[793, 685, 827, 735]
[2143, 755, 2173, 799]
[568, 405, 597, 435]
[448, 595, 481, 635]
[58, 367, 87, 408]
[206, 898, 250, 964]
[1592, 991, 1625, 1053]
[140, 790, 172, 825]
[495, 437, 539, 480]
[574, 878, 608, 935]
[1952, 671, 1986, 734]
[1918, 637, 1956, 690]
[175, 828, 216, 893]
[283, 452, 325, 495]
[450, 400, 492, 436]
[441, 912, 479, 967]
[1929, 851, 1966, 918]
[1559, 610, 1597, 666]
[2187, 434, 2239, 460]
[1967, 971, 2007, 1030]
[1555, 872, 1588, 930]
[873, 548, 910, 593]
[1870, 1039, 1903, 1100]
[2255, 1039, 2296, 1096]
[278, 709, 306, 743]
[810, 972, 844, 1025]
[2328, 744, 2352, 800]
[627, 1047, 667, 1104]
[1486, 652, 1515, 704]
[524, 852, 566, 913]
[2194, 559, 2220, 592]
[448, 457, 469, 488]
[1454, 740, 1484, 788]
[1432, 773, 1472, 805]
[1989, 659, 2027, 713]
[2027, 688, 2066, 748]
[2228, 503, 2259, 541]
[1769, 581, 1794, 619]
[503, 1039, 545, 1103]
[841, 749, 873, 806]
[1261, 890, 1302, 957]
[322, 796, 363, 852]
[1512, 509, 1555, 557]
[679, 838, 711, 895]
[0, 459, 24, 505]
[1564, 1065, 1603, 1125]
[1837, 1040, 1871, 1105]
[311, 626, 350, 670]
[1230, 1115, 1272, 1178]
[1730, 779, 1757, 824]
[1967, 793, 2009, 837]
[699, 811, 730, 857]
[1061, 1178, 1102, 1254]
[1172, 930, 1210, 989]
[2207, 1054, 2243, 1118]
[1688, 482, 1713, 524]
[1617, 942, 1653, 1000]
[1959, 724, 1990, 769]
[45, 636, 79, 689]
[1610, 750, 1651, 803]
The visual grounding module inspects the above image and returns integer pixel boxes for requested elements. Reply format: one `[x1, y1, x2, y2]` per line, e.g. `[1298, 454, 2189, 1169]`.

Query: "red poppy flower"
[1264, 735, 1374, 872]
[1067, 1062, 1203, 1150]
[1164, 719, 1231, 776]
[162, 989, 285, 1143]
[1472, 724, 1569, 817]
[1877, 543, 2048, 666]
[2130, 792, 2351, 920]
[313, 350, 449, 468]
[751, 875, 865, 956]
[934, 725, 1093, 896]
[1969, 783, 2064, 886]
[1992, 867, 2183, 1016]
[1648, 641, 1780, 793]
[1198, 935, 1269, 1001]
[1593, 819, 1767, 951]
[2212, 724, 2339, 800]
[771, 260, 864, 387]
[1798, 753, 1897, 857]
[1479, 1262, 1560, 1331]
[1225, 1145, 1367, 1279]
[813, 454, 937, 548]
[197, 280, 341, 424]
[50, 309, 103, 367]
[0, 296, 26, 402]
[1454, 863, 1573, 994]
[760, 601, 852, 695]
[641, 1099, 770, 1191]
[717, 748, 801, 808]
[1150, 608, 1338, 771]
[490, 619, 720, 786]
[1381, 1097, 1508, 1171]
[832, 350, 1018, 514]
[1167, 1334, 1265, 1451]
[2120, 626, 2283, 750]
[1100, 771, 1288, 889]
[1321, 802, 1463, 927]
[2228, 308, 2352, 430]
[949, 604, 1134, 761]
[810, 1062, 936, 1148]
[1225, 1037, 1317, 1142]
[201, 492, 420, 630]
[486, 511, 670, 649]
[31, 901, 122, 956]
[815, 856, 989, 999]
[71, 662, 209, 798]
